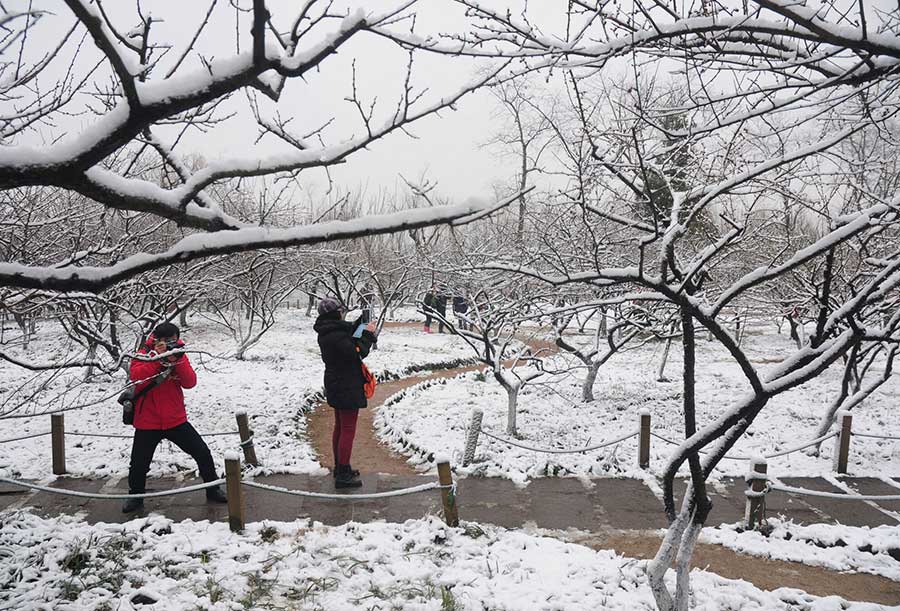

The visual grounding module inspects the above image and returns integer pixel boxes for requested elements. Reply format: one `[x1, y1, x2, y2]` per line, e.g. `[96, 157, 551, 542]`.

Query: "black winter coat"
[435, 295, 448, 315]
[314, 313, 377, 410]
[423, 292, 436, 313]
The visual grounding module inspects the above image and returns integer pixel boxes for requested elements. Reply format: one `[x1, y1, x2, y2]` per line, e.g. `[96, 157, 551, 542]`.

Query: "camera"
[164, 338, 180, 351]
[118, 388, 136, 424]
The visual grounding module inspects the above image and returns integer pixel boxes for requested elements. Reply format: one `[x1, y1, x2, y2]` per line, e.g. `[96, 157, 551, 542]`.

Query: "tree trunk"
[657, 336, 672, 382]
[82, 342, 97, 383]
[14, 313, 31, 350]
[674, 520, 703, 610]
[506, 386, 519, 437]
[582, 361, 599, 402]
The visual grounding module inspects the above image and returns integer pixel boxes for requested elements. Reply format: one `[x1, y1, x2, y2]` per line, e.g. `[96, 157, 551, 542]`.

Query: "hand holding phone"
[353, 323, 366, 338]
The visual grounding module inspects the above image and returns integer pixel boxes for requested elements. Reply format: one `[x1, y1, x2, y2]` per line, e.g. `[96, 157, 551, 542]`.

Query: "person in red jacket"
[122, 322, 227, 513]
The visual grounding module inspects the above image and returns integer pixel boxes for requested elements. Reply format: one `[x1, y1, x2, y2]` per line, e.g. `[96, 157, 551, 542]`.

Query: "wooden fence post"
[744, 458, 768, 530]
[224, 451, 244, 533]
[462, 409, 483, 467]
[638, 409, 651, 469]
[235, 411, 259, 466]
[436, 456, 459, 527]
[51, 414, 66, 475]
[833, 410, 852, 474]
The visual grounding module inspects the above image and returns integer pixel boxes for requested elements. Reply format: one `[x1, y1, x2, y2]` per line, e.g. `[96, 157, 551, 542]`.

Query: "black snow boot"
[333, 462, 360, 479]
[206, 486, 228, 503]
[122, 496, 144, 514]
[335, 464, 362, 489]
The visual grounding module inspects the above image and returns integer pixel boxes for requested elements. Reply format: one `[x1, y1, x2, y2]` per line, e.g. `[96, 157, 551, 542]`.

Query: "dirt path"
[579, 532, 900, 606]
[307, 321, 555, 474]
[305, 324, 900, 605]
[307, 323, 488, 475]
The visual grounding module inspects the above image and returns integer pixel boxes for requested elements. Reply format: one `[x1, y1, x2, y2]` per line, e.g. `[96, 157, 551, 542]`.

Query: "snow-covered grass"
[0, 510, 888, 611]
[0, 314, 473, 481]
[376, 329, 900, 483]
[702, 519, 900, 581]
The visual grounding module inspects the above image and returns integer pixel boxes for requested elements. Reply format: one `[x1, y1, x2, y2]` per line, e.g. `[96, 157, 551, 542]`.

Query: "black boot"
[333, 462, 360, 479]
[122, 496, 144, 514]
[206, 486, 228, 503]
[334, 464, 362, 489]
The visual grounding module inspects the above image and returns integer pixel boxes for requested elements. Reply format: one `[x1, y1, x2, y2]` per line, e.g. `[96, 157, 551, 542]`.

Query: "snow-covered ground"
[0, 510, 889, 611]
[0, 314, 473, 480]
[376, 329, 900, 484]
[703, 519, 900, 581]
[2, 316, 899, 609]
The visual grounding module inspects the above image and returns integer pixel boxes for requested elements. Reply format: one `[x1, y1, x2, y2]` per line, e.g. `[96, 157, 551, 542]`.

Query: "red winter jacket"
[129, 337, 197, 430]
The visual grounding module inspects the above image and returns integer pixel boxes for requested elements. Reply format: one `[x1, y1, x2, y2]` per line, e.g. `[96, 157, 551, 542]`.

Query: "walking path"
[2, 334, 899, 605]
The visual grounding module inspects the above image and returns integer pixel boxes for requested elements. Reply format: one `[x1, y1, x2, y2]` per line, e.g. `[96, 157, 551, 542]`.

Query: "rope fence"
[477, 427, 639, 454]
[462, 408, 872, 473]
[0, 412, 259, 475]
[243, 480, 450, 500]
[0, 431, 51, 444]
[768, 479, 900, 501]
[852, 431, 900, 440]
[222, 452, 458, 531]
[0, 476, 225, 499]
[0, 451, 461, 532]
[744, 457, 900, 531]
[650, 431, 839, 462]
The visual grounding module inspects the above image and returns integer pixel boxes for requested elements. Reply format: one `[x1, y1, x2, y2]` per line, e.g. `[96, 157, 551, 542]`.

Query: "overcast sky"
[29, 1, 569, 204]
[27, 0, 897, 206]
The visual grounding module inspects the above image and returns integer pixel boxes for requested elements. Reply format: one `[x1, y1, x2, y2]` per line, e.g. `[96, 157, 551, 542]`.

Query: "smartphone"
[353, 323, 366, 338]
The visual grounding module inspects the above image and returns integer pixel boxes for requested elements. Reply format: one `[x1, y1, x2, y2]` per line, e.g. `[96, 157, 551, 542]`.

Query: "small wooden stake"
[235, 411, 259, 466]
[51, 414, 66, 475]
[833, 411, 852, 474]
[224, 452, 244, 533]
[436, 459, 458, 527]
[638, 410, 651, 469]
[744, 459, 768, 530]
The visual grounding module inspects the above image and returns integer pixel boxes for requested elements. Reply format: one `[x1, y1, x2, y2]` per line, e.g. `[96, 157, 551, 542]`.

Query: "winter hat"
[317, 297, 342, 316]
[153, 322, 180, 339]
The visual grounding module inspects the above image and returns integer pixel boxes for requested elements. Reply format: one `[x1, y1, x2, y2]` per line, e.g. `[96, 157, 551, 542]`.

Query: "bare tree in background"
[431, 2, 900, 609]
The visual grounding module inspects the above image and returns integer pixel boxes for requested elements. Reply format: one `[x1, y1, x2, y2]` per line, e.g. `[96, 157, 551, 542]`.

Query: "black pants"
[128, 422, 217, 493]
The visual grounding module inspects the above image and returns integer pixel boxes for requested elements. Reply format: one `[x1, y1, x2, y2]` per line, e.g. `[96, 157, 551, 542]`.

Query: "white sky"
[27, 1, 571, 203]
[24, 0, 898, 205]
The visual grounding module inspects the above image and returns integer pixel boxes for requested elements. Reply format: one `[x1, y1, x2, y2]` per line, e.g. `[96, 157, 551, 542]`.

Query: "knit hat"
[152, 322, 180, 339]
[317, 297, 342, 316]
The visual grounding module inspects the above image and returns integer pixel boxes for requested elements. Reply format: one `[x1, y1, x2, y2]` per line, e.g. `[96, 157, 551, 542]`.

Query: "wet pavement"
[1, 472, 897, 531]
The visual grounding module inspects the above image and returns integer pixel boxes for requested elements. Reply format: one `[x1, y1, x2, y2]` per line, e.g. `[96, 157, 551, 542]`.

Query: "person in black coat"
[452, 294, 469, 331]
[435, 292, 448, 333]
[313, 297, 377, 488]
[422, 286, 436, 333]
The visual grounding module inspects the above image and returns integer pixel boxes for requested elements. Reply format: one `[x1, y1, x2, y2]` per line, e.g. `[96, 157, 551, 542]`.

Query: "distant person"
[422, 286, 437, 333]
[359, 285, 374, 324]
[314, 297, 378, 488]
[435, 291, 448, 333]
[305, 279, 320, 317]
[123, 322, 227, 513]
[453, 294, 469, 331]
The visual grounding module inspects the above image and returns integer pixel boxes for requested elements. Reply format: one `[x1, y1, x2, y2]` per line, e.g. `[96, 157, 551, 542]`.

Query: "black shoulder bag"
[118, 365, 172, 425]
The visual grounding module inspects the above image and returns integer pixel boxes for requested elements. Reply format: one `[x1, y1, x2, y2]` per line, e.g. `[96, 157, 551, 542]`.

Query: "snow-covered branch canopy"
[0, 0, 516, 292]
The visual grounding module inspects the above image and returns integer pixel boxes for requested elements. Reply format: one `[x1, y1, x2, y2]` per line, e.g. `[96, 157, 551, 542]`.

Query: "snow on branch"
[0, 192, 521, 292]
[707, 202, 896, 316]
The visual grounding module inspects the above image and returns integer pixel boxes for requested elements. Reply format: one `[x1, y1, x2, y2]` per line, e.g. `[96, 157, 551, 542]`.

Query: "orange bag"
[361, 362, 377, 399]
